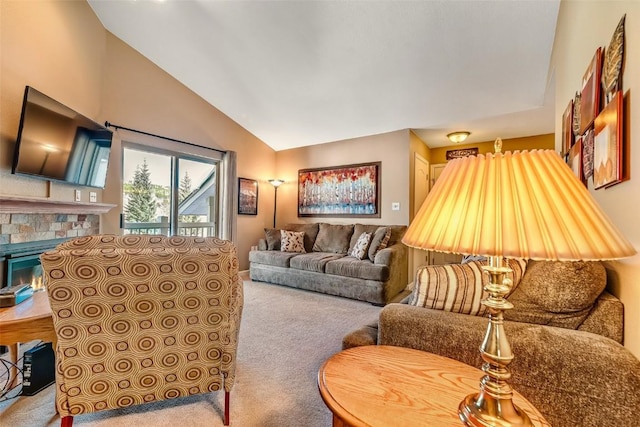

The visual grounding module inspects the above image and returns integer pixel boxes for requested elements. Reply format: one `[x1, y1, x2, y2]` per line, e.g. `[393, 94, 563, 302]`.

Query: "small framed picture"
[579, 47, 602, 134]
[594, 91, 623, 189]
[238, 178, 258, 215]
[562, 99, 574, 155]
[446, 147, 478, 160]
[582, 129, 595, 182]
[567, 137, 583, 183]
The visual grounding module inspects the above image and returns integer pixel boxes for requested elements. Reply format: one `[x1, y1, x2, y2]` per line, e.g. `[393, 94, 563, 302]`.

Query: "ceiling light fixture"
[447, 131, 471, 144]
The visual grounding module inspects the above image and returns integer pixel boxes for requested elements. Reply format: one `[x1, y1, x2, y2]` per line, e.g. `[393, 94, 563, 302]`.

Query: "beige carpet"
[0, 276, 382, 427]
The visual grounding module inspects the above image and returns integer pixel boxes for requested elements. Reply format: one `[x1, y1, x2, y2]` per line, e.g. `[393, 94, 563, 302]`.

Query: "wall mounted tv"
[12, 86, 113, 189]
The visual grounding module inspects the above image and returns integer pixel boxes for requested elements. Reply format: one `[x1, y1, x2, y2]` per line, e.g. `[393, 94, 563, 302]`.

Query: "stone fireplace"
[0, 195, 115, 290]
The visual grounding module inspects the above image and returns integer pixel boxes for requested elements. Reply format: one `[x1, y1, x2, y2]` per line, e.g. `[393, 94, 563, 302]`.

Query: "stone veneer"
[0, 213, 100, 245]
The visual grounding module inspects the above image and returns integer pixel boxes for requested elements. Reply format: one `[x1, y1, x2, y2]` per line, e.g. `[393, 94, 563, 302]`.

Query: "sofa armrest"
[257, 238, 267, 251]
[378, 304, 640, 427]
[374, 243, 408, 302]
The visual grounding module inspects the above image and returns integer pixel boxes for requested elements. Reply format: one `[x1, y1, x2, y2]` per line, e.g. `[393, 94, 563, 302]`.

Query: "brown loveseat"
[41, 235, 243, 426]
[343, 260, 640, 427]
[249, 223, 408, 304]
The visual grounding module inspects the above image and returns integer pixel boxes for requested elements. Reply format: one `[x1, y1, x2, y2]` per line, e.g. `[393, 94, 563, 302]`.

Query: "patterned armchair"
[40, 235, 244, 427]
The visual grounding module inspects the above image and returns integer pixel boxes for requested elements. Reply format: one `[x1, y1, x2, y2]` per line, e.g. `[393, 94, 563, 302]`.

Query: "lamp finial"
[494, 138, 503, 153]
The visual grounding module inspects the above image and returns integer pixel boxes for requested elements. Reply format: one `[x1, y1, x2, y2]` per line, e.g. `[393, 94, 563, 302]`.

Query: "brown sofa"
[249, 223, 408, 304]
[343, 260, 640, 427]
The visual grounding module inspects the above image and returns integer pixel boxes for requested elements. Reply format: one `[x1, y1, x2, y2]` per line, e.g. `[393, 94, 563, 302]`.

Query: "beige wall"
[429, 134, 554, 165]
[0, 0, 106, 201]
[553, 1, 640, 358]
[275, 130, 410, 227]
[0, 1, 276, 270]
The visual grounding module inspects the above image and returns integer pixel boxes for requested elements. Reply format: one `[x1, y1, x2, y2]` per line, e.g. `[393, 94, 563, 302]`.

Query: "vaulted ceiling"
[88, 0, 560, 150]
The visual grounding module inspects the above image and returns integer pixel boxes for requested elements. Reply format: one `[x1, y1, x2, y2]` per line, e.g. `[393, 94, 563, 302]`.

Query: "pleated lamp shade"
[402, 149, 636, 261]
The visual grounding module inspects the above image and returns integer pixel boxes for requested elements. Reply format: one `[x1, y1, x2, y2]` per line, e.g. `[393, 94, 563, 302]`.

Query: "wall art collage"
[562, 15, 627, 189]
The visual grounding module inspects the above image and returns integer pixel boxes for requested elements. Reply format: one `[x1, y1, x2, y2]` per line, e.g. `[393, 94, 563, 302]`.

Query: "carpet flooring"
[0, 276, 382, 427]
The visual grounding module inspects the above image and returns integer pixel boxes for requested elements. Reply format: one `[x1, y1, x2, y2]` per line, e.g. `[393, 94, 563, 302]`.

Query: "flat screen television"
[12, 86, 113, 189]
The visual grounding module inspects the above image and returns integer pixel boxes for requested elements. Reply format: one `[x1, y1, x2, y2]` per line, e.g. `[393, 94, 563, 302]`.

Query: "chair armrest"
[379, 304, 640, 427]
[342, 323, 378, 349]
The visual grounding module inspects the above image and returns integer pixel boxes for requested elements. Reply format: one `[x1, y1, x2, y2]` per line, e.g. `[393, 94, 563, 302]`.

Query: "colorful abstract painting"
[298, 162, 380, 217]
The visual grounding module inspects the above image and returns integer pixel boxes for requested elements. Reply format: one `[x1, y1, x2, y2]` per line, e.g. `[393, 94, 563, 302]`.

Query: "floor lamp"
[268, 179, 284, 228]
[402, 139, 636, 427]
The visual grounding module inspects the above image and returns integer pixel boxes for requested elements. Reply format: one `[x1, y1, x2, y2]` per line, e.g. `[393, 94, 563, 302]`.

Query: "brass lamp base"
[458, 391, 532, 427]
[457, 256, 533, 427]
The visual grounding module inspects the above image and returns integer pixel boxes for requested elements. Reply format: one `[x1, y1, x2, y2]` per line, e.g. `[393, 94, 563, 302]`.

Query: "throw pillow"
[264, 228, 281, 251]
[409, 258, 527, 316]
[349, 232, 372, 260]
[280, 230, 306, 253]
[505, 261, 606, 330]
[283, 223, 319, 253]
[368, 227, 392, 261]
[312, 223, 354, 253]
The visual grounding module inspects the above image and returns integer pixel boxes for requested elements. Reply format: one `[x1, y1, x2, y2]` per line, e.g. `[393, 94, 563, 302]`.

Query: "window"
[122, 143, 219, 237]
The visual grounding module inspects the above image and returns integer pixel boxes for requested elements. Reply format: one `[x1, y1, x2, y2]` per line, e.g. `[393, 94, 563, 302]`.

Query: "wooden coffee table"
[318, 345, 549, 427]
[0, 291, 55, 389]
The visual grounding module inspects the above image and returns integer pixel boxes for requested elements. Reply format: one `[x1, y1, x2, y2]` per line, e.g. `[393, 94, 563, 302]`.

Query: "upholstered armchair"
[40, 235, 244, 427]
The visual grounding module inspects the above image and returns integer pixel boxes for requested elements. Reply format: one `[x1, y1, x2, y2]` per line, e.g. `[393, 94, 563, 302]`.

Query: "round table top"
[0, 290, 52, 326]
[318, 345, 549, 427]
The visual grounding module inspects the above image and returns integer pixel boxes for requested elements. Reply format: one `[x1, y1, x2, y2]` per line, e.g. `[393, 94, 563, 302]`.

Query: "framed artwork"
[601, 15, 625, 104]
[562, 100, 574, 155]
[567, 137, 583, 183]
[238, 178, 258, 215]
[582, 129, 595, 182]
[446, 148, 478, 160]
[579, 47, 602, 134]
[593, 91, 623, 189]
[298, 162, 381, 218]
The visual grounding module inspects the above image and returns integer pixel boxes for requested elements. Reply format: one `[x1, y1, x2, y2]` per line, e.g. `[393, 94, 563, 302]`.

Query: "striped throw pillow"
[409, 259, 527, 316]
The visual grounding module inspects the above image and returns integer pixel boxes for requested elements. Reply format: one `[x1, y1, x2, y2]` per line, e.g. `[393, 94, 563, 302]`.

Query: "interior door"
[410, 153, 430, 282]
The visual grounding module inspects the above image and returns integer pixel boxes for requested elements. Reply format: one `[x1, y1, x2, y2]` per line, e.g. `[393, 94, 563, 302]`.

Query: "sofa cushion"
[280, 230, 306, 253]
[264, 228, 281, 250]
[290, 252, 345, 273]
[325, 256, 390, 281]
[349, 232, 372, 260]
[312, 223, 354, 254]
[284, 223, 319, 253]
[409, 258, 527, 316]
[249, 250, 299, 268]
[505, 260, 606, 329]
[368, 227, 391, 261]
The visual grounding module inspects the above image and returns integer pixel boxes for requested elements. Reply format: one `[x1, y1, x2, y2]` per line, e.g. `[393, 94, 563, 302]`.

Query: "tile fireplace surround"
[0, 195, 116, 288]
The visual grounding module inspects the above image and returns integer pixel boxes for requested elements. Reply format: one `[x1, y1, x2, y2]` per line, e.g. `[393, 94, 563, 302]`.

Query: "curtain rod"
[104, 121, 226, 155]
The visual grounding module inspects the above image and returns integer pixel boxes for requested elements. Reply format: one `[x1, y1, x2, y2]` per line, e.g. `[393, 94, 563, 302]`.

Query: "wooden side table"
[0, 291, 55, 389]
[318, 345, 549, 427]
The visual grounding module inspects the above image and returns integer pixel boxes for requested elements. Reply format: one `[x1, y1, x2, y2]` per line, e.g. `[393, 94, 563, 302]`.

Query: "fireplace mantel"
[0, 195, 116, 214]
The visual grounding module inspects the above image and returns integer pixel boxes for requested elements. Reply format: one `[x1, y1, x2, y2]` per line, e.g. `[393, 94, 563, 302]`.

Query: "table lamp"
[401, 139, 636, 427]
